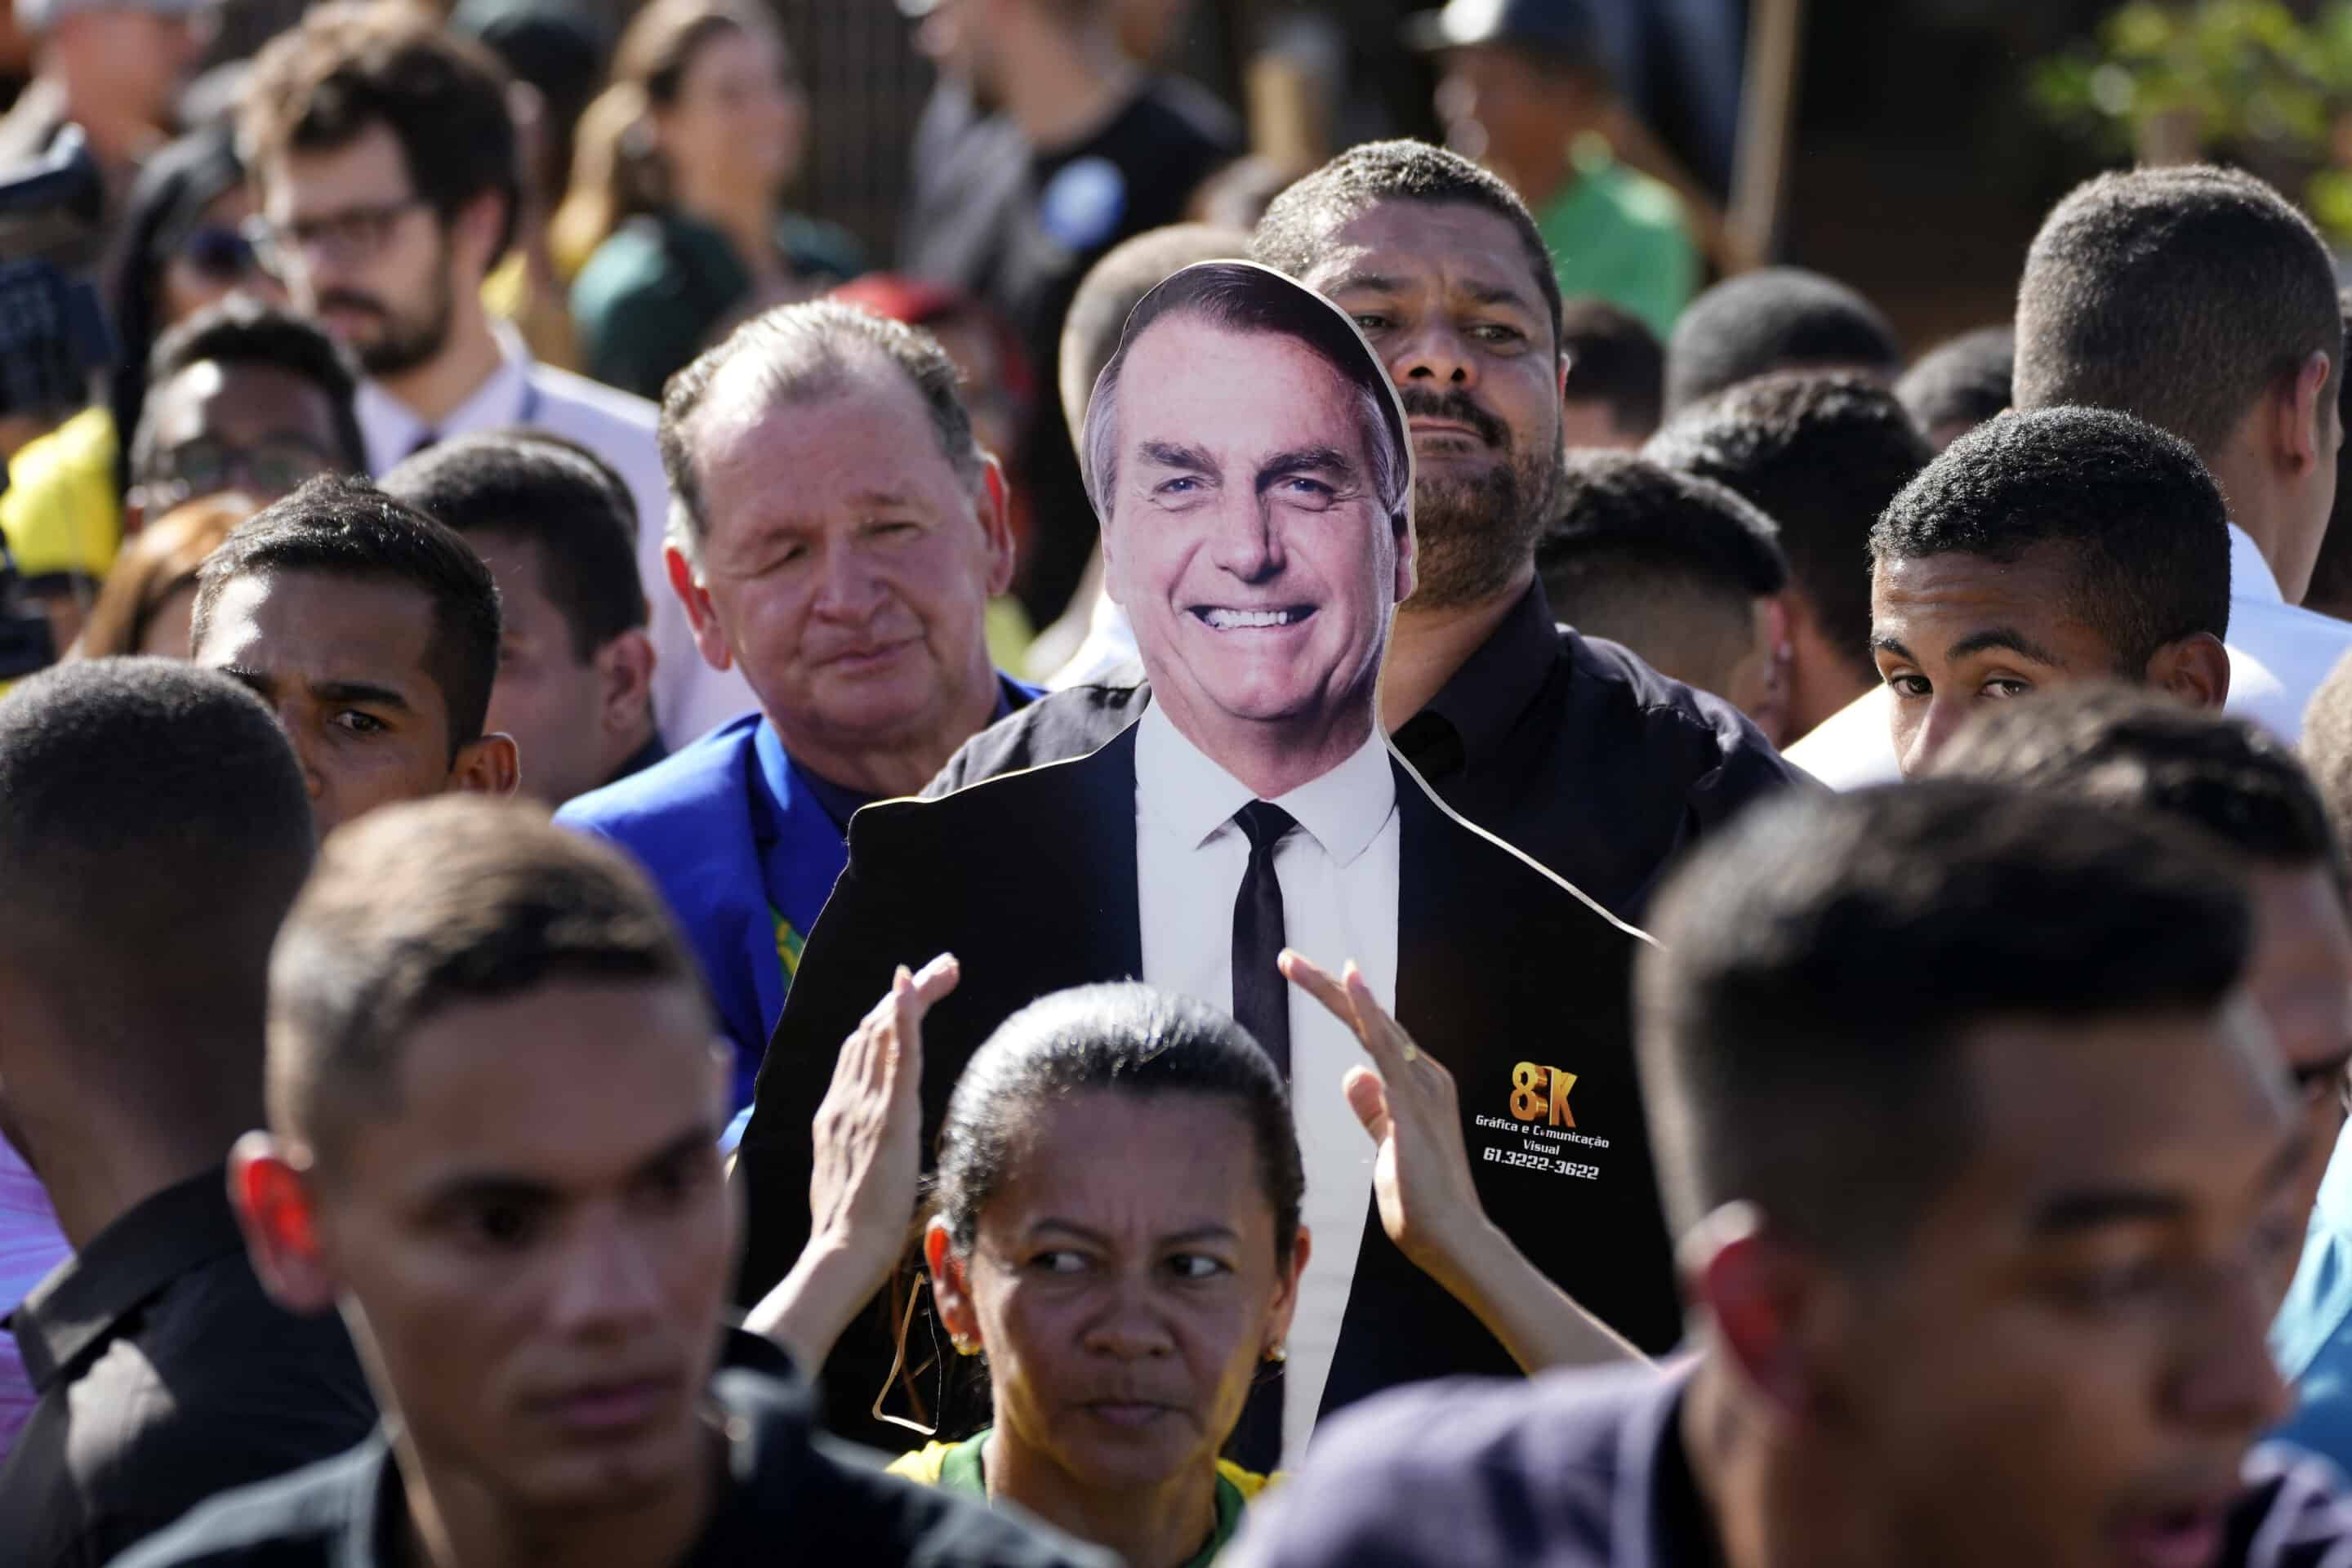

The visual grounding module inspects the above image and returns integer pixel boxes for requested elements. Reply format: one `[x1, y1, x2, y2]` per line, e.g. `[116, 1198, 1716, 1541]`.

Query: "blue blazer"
[556, 715, 849, 1108]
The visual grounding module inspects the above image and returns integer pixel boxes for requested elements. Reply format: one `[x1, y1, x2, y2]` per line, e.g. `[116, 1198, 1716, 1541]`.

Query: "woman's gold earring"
[952, 1335, 978, 1356]
[1265, 1343, 1288, 1365]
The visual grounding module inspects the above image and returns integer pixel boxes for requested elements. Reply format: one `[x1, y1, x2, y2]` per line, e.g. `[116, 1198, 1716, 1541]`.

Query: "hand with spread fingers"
[1281, 948, 1647, 1375]
[748, 952, 960, 1370]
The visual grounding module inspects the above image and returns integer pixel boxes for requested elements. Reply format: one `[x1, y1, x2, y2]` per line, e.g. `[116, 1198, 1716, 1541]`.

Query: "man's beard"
[321, 256, 456, 380]
[1400, 388, 1560, 611]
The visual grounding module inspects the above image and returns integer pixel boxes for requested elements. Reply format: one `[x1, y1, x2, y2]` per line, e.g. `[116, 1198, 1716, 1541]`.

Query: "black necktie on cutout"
[1225, 799, 1296, 1475]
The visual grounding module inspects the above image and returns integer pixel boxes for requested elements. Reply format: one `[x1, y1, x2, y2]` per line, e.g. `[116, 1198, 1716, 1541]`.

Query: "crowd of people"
[7, 0, 2352, 1566]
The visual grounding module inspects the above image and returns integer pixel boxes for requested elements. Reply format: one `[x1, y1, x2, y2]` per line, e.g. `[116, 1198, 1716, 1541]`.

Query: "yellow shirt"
[2, 406, 122, 583]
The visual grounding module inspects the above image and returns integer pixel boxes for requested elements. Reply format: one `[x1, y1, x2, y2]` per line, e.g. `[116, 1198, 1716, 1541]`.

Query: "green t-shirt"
[885, 1428, 1263, 1567]
[1537, 136, 1700, 341]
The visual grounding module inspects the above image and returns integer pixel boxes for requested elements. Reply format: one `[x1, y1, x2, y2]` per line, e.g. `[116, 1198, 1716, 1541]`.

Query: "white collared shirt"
[357, 325, 758, 750]
[1132, 702, 1401, 1464]
[1783, 523, 2352, 787]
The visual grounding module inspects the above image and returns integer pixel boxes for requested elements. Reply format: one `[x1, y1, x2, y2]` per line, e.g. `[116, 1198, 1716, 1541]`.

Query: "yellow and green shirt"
[885, 1429, 1272, 1567]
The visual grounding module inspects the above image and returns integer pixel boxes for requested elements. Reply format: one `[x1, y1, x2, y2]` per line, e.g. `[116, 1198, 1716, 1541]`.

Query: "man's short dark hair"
[1869, 406, 2232, 675]
[2015, 165, 2343, 456]
[382, 431, 647, 664]
[1539, 453, 1785, 679]
[190, 474, 503, 756]
[1250, 138, 1564, 354]
[1664, 267, 1902, 414]
[1560, 297, 1665, 439]
[1936, 683, 2338, 877]
[267, 796, 702, 1165]
[240, 1, 521, 261]
[1646, 372, 1930, 687]
[2300, 292, 2352, 616]
[1639, 779, 2256, 1259]
[662, 301, 982, 565]
[1080, 261, 1410, 535]
[0, 659, 314, 1139]
[1058, 222, 1250, 441]
[1896, 325, 2013, 446]
[135, 297, 368, 484]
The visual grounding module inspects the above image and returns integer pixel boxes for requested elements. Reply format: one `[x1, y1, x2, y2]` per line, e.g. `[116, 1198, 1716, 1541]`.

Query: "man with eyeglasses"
[237, 1, 759, 750]
[125, 297, 366, 532]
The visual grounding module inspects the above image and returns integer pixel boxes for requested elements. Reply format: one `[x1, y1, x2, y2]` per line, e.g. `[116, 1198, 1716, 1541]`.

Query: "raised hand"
[748, 952, 959, 1366]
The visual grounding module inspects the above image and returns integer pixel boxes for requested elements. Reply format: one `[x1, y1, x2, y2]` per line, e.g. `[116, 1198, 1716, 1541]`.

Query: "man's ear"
[1264, 1227, 1313, 1360]
[975, 454, 1017, 599]
[228, 1131, 341, 1316]
[449, 186, 509, 283]
[2274, 350, 2335, 479]
[1392, 506, 1418, 608]
[1685, 1202, 1824, 1419]
[2148, 631, 2232, 711]
[594, 627, 658, 742]
[666, 542, 734, 673]
[451, 732, 522, 798]
[924, 1219, 982, 1350]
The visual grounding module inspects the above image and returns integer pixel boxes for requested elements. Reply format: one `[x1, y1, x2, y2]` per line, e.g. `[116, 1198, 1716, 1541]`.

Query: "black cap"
[1405, 0, 1600, 56]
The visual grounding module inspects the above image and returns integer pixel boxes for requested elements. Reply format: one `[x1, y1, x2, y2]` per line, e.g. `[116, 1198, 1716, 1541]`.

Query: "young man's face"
[2244, 865, 2352, 1300]
[1811, 1000, 2299, 1568]
[194, 568, 466, 835]
[259, 122, 478, 379]
[1301, 200, 1562, 608]
[471, 532, 640, 809]
[313, 979, 733, 1515]
[135, 359, 347, 519]
[1100, 316, 1410, 772]
[670, 361, 1013, 785]
[1872, 542, 2136, 777]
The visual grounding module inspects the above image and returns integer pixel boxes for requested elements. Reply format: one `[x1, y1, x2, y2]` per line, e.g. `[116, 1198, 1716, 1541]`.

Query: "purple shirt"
[0, 1136, 69, 1462]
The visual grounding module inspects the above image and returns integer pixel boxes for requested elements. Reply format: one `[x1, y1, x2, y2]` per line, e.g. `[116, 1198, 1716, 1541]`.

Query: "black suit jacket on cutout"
[733, 724, 1682, 1450]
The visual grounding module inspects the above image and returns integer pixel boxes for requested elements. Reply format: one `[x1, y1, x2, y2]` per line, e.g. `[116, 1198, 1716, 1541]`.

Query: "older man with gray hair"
[556, 301, 1033, 1112]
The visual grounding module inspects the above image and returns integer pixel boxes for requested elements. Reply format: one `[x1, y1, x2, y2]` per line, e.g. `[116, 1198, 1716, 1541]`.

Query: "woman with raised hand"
[755, 956, 1639, 1566]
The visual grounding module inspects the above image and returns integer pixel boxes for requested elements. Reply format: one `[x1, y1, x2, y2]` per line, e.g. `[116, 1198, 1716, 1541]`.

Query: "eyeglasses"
[176, 224, 261, 284]
[242, 199, 430, 276]
[148, 435, 339, 505]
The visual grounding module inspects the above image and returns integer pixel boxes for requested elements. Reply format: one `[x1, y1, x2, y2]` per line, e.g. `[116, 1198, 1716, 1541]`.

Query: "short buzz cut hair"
[382, 431, 648, 664]
[1559, 296, 1667, 439]
[1638, 779, 2256, 1259]
[267, 796, 706, 1165]
[1869, 406, 2232, 675]
[2298, 290, 2352, 616]
[1934, 683, 2340, 879]
[0, 659, 314, 1143]
[1646, 372, 1930, 688]
[137, 297, 368, 484]
[660, 301, 982, 565]
[1079, 261, 1410, 535]
[2014, 165, 2343, 456]
[239, 1, 521, 262]
[1539, 453, 1786, 684]
[1664, 267, 1902, 415]
[1896, 324, 2013, 448]
[1250, 138, 1564, 353]
[190, 474, 504, 757]
[1058, 222, 1250, 444]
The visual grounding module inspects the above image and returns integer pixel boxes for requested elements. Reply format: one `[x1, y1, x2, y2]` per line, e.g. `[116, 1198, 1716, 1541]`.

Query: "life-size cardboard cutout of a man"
[731, 263, 1676, 1463]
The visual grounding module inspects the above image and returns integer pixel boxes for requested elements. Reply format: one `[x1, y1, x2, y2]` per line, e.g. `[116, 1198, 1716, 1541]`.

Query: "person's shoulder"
[99, 1438, 382, 1568]
[1550, 626, 1802, 786]
[1229, 1368, 1652, 1566]
[522, 359, 661, 440]
[775, 212, 868, 282]
[1783, 686, 1900, 790]
[1592, 157, 1690, 234]
[1130, 74, 1243, 153]
[555, 716, 762, 838]
[924, 681, 1147, 796]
